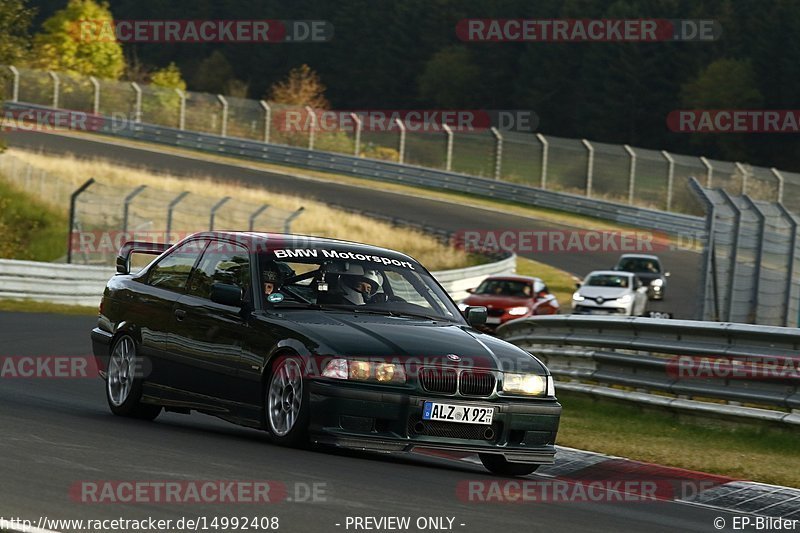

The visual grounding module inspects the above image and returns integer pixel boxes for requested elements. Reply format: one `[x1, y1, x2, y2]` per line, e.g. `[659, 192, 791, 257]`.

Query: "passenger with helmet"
[262, 265, 281, 296]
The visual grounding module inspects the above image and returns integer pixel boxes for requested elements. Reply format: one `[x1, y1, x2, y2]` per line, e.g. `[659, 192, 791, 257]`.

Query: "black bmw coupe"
[91, 232, 561, 476]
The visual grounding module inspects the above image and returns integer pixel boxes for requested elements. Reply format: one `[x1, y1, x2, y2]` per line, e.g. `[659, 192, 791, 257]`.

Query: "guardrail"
[3, 102, 707, 239]
[0, 253, 515, 308]
[497, 315, 800, 426]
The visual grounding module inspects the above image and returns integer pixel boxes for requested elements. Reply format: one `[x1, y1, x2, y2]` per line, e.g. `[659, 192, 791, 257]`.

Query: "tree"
[30, 0, 125, 79]
[150, 62, 186, 90]
[268, 64, 329, 108]
[417, 46, 480, 108]
[0, 0, 35, 65]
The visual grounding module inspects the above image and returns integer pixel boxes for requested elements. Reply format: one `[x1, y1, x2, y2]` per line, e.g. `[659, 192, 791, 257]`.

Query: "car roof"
[179, 231, 418, 263]
[587, 270, 633, 277]
[482, 275, 543, 283]
[618, 254, 661, 261]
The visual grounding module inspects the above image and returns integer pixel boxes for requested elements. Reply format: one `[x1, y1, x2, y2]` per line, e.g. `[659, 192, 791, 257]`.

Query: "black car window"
[146, 240, 207, 292]
[188, 240, 251, 300]
[618, 258, 661, 273]
[475, 279, 531, 297]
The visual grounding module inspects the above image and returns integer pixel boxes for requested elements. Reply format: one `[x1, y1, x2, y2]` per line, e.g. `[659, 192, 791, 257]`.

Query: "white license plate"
[486, 317, 502, 324]
[422, 401, 494, 425]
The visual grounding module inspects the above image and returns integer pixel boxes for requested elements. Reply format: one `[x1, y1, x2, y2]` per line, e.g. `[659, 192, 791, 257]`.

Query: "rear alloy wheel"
[479, 454, 540, 477]
[106, 335, 161, 420]
[265, 356, 310, 447]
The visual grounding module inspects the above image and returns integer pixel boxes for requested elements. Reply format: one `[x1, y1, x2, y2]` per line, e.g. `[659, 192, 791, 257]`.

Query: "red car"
[458, 275, 560, 332]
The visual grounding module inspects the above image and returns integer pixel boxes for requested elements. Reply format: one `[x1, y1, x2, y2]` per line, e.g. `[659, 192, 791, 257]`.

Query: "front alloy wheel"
[106, 335, 161, 420]
[266, 356, 310, 446]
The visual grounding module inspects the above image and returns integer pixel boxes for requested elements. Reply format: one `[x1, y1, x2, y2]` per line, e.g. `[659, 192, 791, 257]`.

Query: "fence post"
[491, 127, 503, 180]
[8, 66, 19, 102]
[89, 76, 100, 115]
[165, 191, 189, 242]
[687, 177, 718, 320]
[209, 196, 231, 230]
[131, 82, 142, 123]
[662, 150, 675, 211]
[741, 195, 766, 323]
[623, 144, 636, 205]
[735, 162, 749, 195]
[775, 203, 797, 327]
[67, 178, 96, 264]
[718, 190, 742, 323]
[48, 71, 60, 108]
[582, 139, 594, 198]
[537, 133, 549, 189]
[258, 100, 271, 143]
[283, 207, 305, 233]
[351, 113, 362, 156]
[217, 95, 228, 137]
[443, 124, 454, 172]
[395, 117, 406, 164]
[176, 89, 186, 130]
[248, 205, 270, 231]
[305, 106, 316, 150]
[700, 156, 713, 187]
[122, 185, 147, 235]
[771, 167, 785, 203]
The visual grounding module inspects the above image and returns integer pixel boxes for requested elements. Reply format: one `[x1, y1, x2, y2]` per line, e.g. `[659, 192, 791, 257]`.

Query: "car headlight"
[507, 306, 529, 316]
[651, 279, 664, 287]
[503, 373, 548, 396]
[457, 302, 469, 312]
[572, 291, 584, 302]
[616, 294, 632, 304]
[322, 358, 407, 384]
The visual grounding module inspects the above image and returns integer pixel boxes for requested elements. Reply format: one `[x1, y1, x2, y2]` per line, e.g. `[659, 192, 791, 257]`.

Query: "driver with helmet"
[339, 267, 382, 305]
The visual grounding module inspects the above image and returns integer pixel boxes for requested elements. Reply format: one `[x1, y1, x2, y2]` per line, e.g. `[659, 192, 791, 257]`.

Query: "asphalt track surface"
[0, 311, 744, 533]
[6, 130, 701, 319]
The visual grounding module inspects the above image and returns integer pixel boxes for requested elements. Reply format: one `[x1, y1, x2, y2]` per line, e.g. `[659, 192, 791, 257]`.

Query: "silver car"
[572, 270, 648, 316]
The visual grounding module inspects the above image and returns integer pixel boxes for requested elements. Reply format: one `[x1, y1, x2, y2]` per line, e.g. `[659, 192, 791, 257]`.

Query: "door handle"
[174, 309, 187, 321]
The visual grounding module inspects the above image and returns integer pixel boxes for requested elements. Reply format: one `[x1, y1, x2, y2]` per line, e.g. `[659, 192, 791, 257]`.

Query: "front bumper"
[308, 380, 560, 463]
[572, 303, 630, 315]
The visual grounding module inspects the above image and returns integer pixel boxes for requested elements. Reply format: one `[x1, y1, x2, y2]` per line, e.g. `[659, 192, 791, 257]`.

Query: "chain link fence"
[6, 65, 800, 220]
[0, 153, 304, 266]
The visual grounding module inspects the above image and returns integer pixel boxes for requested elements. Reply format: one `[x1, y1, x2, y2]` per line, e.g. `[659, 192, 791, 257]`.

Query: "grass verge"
[515, 256, 577, 308]
[557, 391, 800, 488]
[0, 299, 97, 316]
[0, 177, 66, 261]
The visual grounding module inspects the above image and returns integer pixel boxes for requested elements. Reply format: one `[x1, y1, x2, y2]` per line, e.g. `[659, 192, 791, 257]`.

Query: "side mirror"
[575, 282, 582, 289]
[664, 272, 671, 277]
[465, 306, 487, 327]
[210, 283, 242, 307]
[466, 287, 475, 294]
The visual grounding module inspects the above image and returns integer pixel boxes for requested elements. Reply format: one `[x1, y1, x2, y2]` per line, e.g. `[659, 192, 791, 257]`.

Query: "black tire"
[479, 454, 540, 477]
[106, 335, 161, 420]
[264, 355, 310, 447]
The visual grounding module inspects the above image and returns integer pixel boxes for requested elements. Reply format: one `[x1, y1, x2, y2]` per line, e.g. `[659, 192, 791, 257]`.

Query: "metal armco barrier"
[497, 315, 800, 426]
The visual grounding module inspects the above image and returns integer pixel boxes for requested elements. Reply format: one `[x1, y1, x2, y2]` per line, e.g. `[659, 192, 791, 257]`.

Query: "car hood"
[462, 294, 531, 309]
[578, 286, 630, 299]
[265, 310, 547, 374]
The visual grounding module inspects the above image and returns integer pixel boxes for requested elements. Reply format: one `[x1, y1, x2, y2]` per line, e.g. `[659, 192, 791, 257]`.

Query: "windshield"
[258, 251, 462, 322]
[474, 279, 532, 297]
[586, 274, 630, 288]
[618, 257, 661, 273]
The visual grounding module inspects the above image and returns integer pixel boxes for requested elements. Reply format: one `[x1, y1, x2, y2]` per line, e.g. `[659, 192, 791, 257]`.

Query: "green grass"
[557, 392, 800, 488]
[0, 177, 67, 261]
[0, 299, 97, 315]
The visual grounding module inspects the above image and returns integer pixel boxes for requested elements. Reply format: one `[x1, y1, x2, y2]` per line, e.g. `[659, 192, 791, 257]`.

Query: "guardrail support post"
[700, 156, 713, 187]
[217, 95, 228, 137]
[537, 133, 549, 189]
[624, 144, 636, 205]
[305, 106, 316, 150]
[775, 203, 797, 326]
[351, 113, 362, 157]
[259, 100, 271, 143]
[209, 196, 231, 230]
[395, 117, 406, 164]
[735, 162, 749, 195]
[491, 127, 502, 180]
[122, 185, 147, 235]
[248, 204, 270, 231]
[166, 191, 190, 243]
[176, 89, 186, 130]
[67, 178, 96, 264]
[443, 124, 454, 172]
[8, 66, 19, 102]
[719, 190, 742, 323]
[89, 76, 100, 115]
[48, 71, 60, 108]
[131, 82, 142, 123]
[742, 195, 766, 323]
[771, 167, 785, 203]
[582, 139, 594, 198]
[283, 206, 305, 233]
[662, 150, 675, 211]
